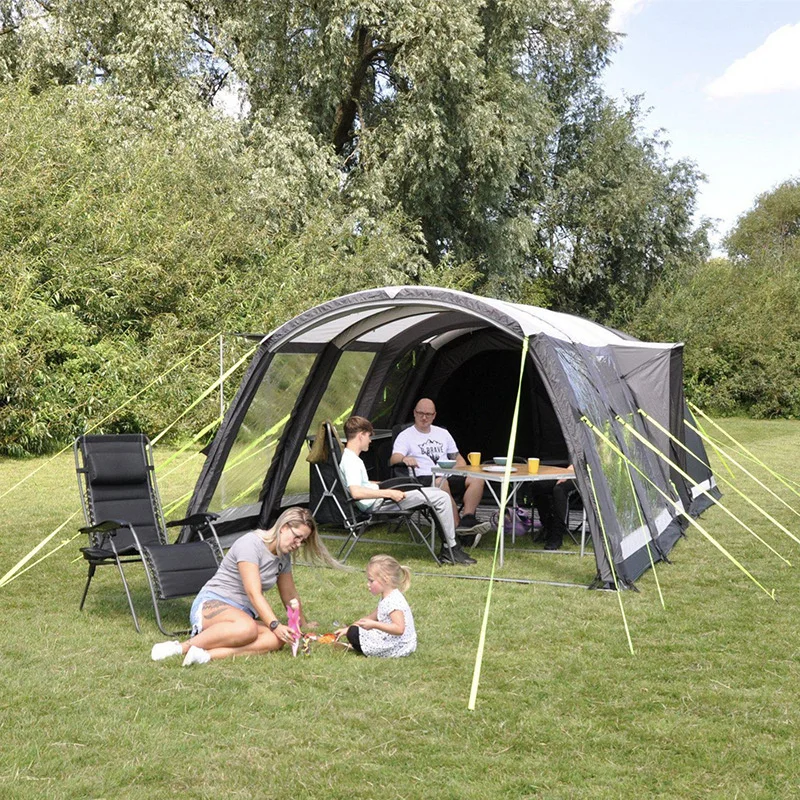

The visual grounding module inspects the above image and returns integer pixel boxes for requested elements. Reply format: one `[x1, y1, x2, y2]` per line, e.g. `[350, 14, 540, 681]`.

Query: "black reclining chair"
[75, 433, 223, 635]
[308, 422, 444, 563]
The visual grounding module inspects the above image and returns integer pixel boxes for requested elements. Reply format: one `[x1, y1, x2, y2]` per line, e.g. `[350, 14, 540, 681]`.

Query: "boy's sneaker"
[457, 513, 482, 531]
[439, 543, 477, 565]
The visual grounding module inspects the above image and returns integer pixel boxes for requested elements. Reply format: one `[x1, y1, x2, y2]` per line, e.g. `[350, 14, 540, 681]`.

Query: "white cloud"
[608, 0, 651, 31]
[706, 23, 800, 98]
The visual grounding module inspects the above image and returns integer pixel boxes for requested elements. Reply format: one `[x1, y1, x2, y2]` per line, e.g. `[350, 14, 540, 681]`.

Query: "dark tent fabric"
[181, 286, 719, 586]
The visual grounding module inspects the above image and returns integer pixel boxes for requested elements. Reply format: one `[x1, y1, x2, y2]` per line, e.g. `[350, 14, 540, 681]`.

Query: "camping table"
[430, 464, 576, 567]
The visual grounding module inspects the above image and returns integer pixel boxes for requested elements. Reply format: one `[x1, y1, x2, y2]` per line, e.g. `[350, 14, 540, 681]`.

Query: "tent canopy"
[184, 287, 718, 586]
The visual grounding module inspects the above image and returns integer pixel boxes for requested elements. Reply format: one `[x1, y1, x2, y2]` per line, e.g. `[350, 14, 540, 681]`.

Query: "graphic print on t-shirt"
[418, 436, 447, 463]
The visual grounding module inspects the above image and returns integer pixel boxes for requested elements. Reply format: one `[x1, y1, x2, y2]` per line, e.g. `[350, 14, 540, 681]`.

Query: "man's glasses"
[414, 411, 435, 417]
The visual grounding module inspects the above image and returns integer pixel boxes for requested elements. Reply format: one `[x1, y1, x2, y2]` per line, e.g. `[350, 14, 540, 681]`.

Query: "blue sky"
[603, 0, 800, 250]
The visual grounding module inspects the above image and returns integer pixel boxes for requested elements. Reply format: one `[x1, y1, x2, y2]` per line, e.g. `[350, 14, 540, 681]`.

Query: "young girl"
[336, 554, 417, 658]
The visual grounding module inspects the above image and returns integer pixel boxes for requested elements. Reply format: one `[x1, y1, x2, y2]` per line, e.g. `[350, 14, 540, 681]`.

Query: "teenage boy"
[341, 415, 477, 565]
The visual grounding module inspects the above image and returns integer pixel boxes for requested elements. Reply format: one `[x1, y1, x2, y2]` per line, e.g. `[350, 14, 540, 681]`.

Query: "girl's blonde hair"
[368, 554, 411, 592]
[258, 507, 341, 567]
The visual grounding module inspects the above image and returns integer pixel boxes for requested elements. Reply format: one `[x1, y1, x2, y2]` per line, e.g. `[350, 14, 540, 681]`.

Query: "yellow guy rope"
[468, 336, 529, 712]
[586, 463, 635, 655]
[582, 416, 776, 600]
[0, 332, 222, 502]
[684, 411, 800, 522]
[0, 512, 81, 588]
[623, 458, 665, 609]
[623, 414, 792, 562]
[689, 402, 800, 500]
[151, 343, 258, 445]
[2, 340, 256, 587]
[638, 410, 799, 553]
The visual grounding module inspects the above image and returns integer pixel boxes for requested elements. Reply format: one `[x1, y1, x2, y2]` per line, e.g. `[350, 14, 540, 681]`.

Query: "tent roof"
[257, 286, 677, 351]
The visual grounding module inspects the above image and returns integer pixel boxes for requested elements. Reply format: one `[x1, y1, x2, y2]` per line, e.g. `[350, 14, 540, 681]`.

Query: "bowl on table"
[437, 459, 456, 469]
[493, 456, 508, 466]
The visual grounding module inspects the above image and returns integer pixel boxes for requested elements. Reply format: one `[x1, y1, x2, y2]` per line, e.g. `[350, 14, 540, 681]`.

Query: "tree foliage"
[1, 0, 707, 298]
[628, 180, 800, 418]
[0, 1, 713, 452]
[0, 82, 450, 454]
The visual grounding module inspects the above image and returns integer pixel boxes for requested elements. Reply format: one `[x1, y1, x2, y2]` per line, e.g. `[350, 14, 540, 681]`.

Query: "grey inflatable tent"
[183, 286, 719, 586]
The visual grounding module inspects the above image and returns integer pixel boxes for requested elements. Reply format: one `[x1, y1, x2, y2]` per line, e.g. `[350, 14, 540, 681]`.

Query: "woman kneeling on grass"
[151, 507, 337, 666]
[335, 554, 417, 658]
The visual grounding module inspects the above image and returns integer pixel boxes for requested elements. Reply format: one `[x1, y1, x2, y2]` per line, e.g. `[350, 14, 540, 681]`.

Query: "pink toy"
[287, 599, 302, 657]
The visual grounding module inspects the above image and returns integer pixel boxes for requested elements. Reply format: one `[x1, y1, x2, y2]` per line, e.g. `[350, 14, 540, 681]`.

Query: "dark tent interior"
[372, 330, 570, 471]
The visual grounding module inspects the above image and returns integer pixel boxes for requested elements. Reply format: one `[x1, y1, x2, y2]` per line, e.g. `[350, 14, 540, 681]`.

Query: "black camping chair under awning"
[75, 433, 223, 635]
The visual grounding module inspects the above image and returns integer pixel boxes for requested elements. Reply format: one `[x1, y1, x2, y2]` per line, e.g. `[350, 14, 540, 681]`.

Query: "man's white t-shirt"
[340, 446, 379, 511]
[392, 424, 458, 476]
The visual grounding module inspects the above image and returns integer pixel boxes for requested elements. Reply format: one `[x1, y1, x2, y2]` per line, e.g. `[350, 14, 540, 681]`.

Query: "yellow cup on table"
[527, 457, 540, 474]
[468, 451, 481, 467]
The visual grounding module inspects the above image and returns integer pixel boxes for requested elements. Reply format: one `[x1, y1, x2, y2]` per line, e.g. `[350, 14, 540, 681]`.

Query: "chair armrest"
[165, 512, 219, 528]
[79, 519, 130, 535]
[380, 480, 423, 492]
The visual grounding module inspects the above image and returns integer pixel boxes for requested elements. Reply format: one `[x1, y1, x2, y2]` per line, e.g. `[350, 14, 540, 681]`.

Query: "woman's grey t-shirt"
[202, 531, 291, 615]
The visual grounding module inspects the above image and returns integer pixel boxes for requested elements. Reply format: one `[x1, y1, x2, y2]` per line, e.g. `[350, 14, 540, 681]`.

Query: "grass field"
[2, 419, 800, 799]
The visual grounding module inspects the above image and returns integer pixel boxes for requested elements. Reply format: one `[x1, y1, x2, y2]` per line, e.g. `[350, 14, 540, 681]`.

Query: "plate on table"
[482, 465, 518, 473]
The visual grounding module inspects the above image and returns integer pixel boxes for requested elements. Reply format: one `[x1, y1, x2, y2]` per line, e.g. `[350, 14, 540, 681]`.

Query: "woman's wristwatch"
[269, 619, 280, 631]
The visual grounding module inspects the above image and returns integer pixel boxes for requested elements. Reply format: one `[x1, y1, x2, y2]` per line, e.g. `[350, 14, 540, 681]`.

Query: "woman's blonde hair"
[368, 554, 411, 592]
[258, 507, 341, 567]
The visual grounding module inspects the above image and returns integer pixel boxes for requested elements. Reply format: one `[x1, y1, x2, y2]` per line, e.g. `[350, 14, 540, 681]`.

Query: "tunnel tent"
[183, 286, 719, 586]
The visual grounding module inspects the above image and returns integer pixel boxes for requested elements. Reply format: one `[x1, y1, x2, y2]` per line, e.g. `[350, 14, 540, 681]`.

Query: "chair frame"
[75, 434, 223, 635]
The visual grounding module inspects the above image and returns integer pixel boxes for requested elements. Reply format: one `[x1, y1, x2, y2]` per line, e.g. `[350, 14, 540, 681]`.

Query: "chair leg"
[151, 599, 190, 637]
[79, 564, 96, 611]
[113, 558, 141, 634]
[337, 523, 364, 563]
[405, 516, 441, 564]
[580, 509, 588, 557]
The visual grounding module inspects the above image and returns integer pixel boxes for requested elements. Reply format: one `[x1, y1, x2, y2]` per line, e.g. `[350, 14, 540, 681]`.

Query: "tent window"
[553, 343, 643, 539]
[370, 347, 421, 429]
[282, 351, 377, 498]
[593, 353, 675, 534]
[310, 351, 376, 435]
[208, 353, 316, 511]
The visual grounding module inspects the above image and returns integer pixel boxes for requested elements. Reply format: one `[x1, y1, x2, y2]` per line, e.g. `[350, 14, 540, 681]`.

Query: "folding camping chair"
[308, 422, 444, 563]
[75, 433, 223, 635]
[562, 486, 590, 556]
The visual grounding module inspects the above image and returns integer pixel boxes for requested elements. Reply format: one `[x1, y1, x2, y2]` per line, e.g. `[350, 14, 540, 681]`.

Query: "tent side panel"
[180, 347, 277, 538]
[529, 337, 619, 585]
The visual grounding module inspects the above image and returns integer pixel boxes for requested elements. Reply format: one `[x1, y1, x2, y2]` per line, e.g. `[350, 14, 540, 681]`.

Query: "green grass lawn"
[2, 419, 800, 798]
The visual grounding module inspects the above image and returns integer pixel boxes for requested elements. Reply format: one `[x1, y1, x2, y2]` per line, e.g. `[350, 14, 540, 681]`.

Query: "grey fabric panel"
[683, 403, 722, 516]
[612, 343, 677, 460]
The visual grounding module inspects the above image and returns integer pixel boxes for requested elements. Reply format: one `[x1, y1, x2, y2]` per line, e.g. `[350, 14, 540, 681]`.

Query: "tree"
[535, 93, 710, 323]
[0, 82, 449, 455]
[627, 180, 800, 418]
[725, 178, 800, 264]
[1, 0, 707, 310]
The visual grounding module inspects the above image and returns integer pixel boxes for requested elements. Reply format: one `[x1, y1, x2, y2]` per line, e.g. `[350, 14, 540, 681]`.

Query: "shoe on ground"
[439, 543, 477, 565]
[457, 513, 482, 531]
[544, 538, 562, 551]
[151, 640, 182, 661]
[458, 521, 491, 548]
[182, 645, 211, 666]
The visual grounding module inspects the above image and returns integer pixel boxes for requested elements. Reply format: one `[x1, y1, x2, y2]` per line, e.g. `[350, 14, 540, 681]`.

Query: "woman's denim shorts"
[190, 590, 256, 636]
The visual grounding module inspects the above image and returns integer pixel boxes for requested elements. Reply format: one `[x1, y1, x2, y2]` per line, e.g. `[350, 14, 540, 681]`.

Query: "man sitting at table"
[530, 477, 573, 551]
[341, 415, 477, 565]
[390, 398, 491, 547]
